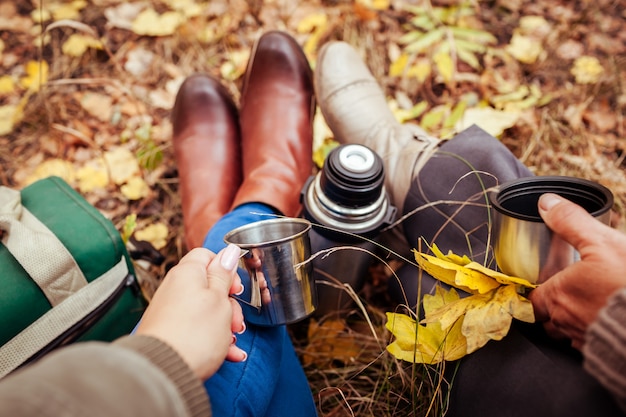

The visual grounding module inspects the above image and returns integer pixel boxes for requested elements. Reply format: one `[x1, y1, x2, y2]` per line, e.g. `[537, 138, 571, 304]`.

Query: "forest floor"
[1, 0, 625, 415]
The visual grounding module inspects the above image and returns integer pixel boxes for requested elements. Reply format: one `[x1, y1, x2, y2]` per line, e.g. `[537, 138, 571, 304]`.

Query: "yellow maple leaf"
[62, 34, 103, 57]
[422, 285, 462, 314]
[134, 222, 168, 250]
[387, 246, 537, 363]
[430, 243, 472, 266]
[416, 244, 536, 292]
[464, 261, 536, 289]
[421, 288, 490, 331]
[461, 292, 510, 353]
[460, 285, 534, 353]
[423, 285, 533, 354]
[494, 284, 535, 323]
[131, 8, 183, 37]
[389, 284, 534, 363]
[414, 250, 500, 294]
[21, 60, 49, 91]
[386, 310, 467, 364]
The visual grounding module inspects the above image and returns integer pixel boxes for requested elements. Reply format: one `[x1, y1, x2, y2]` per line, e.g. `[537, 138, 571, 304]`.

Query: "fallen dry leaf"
[433, 49, 454, 84]
[571, 56, 604, 84]
[162, 0, 203, 18]
[104, 3, 143, 30]
[386, 246, 535, 364]
[506, 32, 543, 64]
[0, 3, 33, 32]
[104, 147, 141, 185]
[518, 15, 551, 40]
[76, 164, 109, 192]
[134, 222, 168, 250]
[583, 108, 618, 133]
[414, 250, 501, 294]
[62, 33, 103, 57]
[0, 105, 17, 136]
[131, 8, 182, 37]
[20, 60, 49, 91]
[556, 39, 584, 60]
[461, 285, 534, 352]
[386, 305, 468, 364]
[124, 48, 155, 77]
[219, 49, 249, 81]
[23, 160, 76, 186]
[120, 176, 150, 200]
[303, 319, 365, 367]
[456, 106, 521, 137]
[80, 92, 113, 122]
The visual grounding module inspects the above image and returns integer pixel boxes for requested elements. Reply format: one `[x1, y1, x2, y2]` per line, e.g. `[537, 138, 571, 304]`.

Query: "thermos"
[301, 144, 396, 315]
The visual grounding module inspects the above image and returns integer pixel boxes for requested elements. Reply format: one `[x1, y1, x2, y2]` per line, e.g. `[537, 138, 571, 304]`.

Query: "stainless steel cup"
[223, 218, 316, 326]
[490, 176, 613, 284]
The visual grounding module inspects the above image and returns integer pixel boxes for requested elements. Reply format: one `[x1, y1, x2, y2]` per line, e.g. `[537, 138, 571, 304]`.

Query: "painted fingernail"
[231, 334, 237, 345]
[221, 244, 240, 271]
[240, 350, 248, 362]
[235, 283, 245, 296]
[237, 321, 246, 335]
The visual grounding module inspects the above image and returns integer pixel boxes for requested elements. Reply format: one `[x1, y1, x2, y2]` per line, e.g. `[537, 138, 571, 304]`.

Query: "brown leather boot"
[231, 31, 315, 217]
[172, 74, 242, 249]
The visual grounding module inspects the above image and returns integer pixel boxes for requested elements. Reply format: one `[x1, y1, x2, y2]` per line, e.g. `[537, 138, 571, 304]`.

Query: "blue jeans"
[202, 203, 318, 417]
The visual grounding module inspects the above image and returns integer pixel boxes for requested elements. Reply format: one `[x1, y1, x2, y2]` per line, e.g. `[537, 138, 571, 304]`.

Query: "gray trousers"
[393, 125, 622, 416]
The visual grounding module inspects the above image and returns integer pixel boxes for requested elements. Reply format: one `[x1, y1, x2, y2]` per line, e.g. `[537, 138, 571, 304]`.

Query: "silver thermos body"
[301, 144, 396, 315]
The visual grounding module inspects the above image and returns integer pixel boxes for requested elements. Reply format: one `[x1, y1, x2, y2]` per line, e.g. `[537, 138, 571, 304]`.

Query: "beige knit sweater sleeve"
[584, 287, 626, 413]
[0, 335, 211, 417]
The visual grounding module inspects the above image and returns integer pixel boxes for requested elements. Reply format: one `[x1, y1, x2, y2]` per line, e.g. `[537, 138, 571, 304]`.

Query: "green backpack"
[0, 176, 147, 378]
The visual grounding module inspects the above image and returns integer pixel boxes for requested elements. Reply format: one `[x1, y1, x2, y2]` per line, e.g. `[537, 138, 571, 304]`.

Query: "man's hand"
[528, 193, 626, 350]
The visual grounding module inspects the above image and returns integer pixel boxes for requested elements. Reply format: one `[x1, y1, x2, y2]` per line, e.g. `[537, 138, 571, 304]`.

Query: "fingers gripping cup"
[224, 218, 316, 326]
[490, 176, 613, 284]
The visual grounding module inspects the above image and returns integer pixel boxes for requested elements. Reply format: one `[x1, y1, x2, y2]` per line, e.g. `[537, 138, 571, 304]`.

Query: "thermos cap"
[301, 144, 396, 240]
[338, 144, 375, 174]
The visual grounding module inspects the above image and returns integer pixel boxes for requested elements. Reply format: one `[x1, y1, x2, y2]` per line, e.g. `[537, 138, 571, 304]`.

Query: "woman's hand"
[529, 193, 626, 350]
[136, 244, 247, 380]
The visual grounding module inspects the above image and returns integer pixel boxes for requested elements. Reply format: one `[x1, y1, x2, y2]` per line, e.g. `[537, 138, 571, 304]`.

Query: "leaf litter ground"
[0, 0, 624, 415]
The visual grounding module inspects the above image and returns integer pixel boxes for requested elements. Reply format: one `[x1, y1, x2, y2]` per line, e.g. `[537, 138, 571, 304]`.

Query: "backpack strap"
[0, 186, 88, 306]
[0, 255, 129, 378]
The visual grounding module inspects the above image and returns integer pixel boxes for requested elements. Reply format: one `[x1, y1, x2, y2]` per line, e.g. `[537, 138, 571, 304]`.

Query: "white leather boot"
[315, 41, 440, 256]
